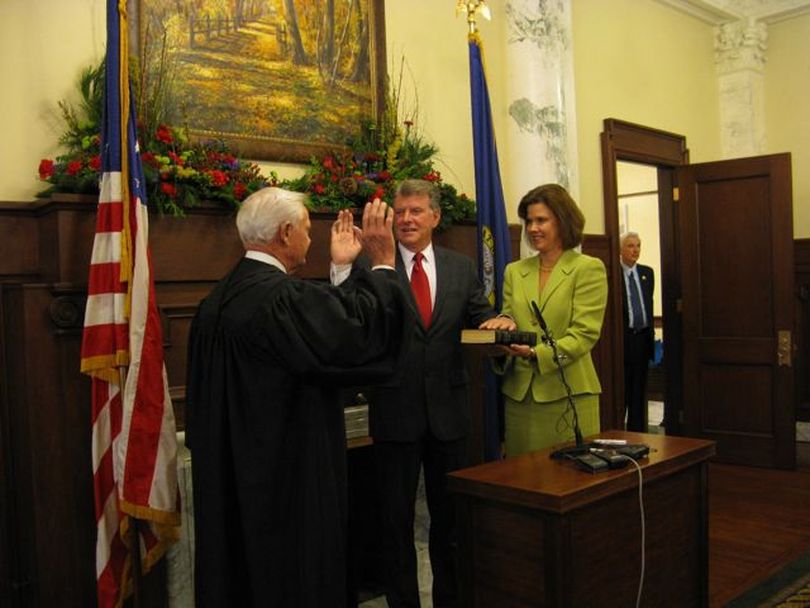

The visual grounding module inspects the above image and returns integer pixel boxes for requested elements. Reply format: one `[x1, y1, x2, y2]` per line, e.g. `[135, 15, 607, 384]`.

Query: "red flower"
[38, 159, 55, 180]
[313, 183, 326, 195]
[207, 169, 228, 187]
[89, 155, 102, 171]
[160, 182, 177, 197]
[168, 151, 184, 166]
[234, 183, 247, 200]
[141, 152, 157, 166]
[156, 125, 173, 144]
[370, 186, 385, 201]
[66, 160, 83, 175]
[378, 170, 392, 182]
[424, 171, 441, 182]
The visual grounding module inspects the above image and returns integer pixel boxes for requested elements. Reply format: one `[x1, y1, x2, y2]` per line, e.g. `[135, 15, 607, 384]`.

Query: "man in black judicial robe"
[185, 188, 409, 607]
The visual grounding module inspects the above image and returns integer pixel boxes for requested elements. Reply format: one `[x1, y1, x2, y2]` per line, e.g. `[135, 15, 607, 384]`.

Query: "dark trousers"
[374, 434, 465, 608]
[624, 328, 652, 432]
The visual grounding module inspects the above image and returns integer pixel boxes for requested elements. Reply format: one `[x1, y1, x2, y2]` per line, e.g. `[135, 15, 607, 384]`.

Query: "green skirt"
[504, 392, 600, 457]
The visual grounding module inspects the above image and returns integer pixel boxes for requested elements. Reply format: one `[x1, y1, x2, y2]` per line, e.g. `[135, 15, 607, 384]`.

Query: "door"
[678, 153, 795, 469]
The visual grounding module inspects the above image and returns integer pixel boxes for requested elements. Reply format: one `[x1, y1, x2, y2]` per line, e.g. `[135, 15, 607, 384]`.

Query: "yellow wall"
[571, 0, 722, 233]
[1, 0, 805, 237]
[766, 13, 810, 238]
[0, 0, 106, 201]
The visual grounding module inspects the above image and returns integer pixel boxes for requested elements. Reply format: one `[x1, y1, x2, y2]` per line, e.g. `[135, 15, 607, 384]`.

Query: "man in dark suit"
[620, 231, 655, 432]
[362, 179, 513, 607]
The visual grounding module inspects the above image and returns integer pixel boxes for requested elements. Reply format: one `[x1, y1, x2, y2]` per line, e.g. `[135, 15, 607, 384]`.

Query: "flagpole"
[455, 0, 490, 35]
[460, 0, 512, 460]
[129, 519, 143, 608]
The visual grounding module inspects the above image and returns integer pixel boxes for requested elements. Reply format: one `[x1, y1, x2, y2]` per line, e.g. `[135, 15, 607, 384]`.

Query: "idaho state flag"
[80, 1, 180, 605]
[469, 33, 512, 460]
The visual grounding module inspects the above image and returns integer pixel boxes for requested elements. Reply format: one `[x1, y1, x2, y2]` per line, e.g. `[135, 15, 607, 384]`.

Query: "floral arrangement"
[37, 59, 476, 229]
[38, 136, 102, 196]
[38, 123, 268, 215]
[138, 125, 267, 215]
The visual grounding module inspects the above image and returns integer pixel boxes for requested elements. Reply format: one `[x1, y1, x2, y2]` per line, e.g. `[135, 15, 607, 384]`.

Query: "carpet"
[726, 550, 810, 607]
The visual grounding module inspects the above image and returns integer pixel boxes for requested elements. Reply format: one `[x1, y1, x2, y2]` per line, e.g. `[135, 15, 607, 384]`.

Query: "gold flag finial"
[456, 0, 491, 35]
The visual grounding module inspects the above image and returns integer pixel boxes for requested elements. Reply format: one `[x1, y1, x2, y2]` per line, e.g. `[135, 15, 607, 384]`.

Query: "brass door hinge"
[673, 187, 680, 202]
[777, 330, 792, 367]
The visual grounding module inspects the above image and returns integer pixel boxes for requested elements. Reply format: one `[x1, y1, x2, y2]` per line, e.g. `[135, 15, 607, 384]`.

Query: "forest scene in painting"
[139, 0, 376, 157]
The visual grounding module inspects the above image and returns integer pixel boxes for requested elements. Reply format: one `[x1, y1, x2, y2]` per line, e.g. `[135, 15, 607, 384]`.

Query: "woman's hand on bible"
[478, 316, 516, 331]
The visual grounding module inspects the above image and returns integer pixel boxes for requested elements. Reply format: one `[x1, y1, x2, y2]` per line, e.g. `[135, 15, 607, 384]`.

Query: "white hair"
[620, 231, 641, 247]
[236, 187, 308, 247]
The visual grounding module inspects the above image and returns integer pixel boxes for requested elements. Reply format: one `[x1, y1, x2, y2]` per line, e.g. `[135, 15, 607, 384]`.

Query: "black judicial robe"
[186, 258, 410, 607]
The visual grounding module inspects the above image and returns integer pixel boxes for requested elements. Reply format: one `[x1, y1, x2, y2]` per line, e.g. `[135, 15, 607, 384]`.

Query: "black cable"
[531, 301, 583, 447]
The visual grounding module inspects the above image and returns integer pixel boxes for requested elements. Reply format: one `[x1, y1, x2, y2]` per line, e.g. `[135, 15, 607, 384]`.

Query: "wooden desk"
[448, 431, 715, 607]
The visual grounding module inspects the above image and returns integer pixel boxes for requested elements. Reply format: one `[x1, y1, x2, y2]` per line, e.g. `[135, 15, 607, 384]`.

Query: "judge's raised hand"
[362, 198, 395, 268]
[330, 209, 362, 265]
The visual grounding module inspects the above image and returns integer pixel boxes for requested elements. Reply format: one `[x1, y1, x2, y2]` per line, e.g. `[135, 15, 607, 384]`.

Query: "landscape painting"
[137, 0, 385, 161]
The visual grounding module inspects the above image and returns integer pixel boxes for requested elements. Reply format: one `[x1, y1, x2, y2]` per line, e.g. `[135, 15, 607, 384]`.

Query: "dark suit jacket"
[368, 245, 496, 442]
[621, 262, 655, 361]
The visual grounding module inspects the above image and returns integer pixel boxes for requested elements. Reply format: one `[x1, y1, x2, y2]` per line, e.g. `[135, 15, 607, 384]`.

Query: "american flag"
[80, 1, 180, 605]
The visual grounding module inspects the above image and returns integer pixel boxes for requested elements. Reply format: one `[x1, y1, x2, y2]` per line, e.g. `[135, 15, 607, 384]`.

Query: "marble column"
[714, 18, 768, 158]
[503, 0, 579, 198]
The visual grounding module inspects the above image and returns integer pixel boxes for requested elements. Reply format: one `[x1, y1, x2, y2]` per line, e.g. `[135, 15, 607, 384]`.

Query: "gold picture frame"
[135, 0, 386, 162]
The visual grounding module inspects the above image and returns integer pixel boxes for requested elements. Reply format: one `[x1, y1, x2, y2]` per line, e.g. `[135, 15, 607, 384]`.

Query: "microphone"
[531, 300, 550, 337]
[530, 301, 586, 454]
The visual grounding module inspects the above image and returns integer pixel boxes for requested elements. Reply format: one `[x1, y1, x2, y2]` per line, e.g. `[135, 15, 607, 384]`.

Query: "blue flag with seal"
[469, 33, 512, 461]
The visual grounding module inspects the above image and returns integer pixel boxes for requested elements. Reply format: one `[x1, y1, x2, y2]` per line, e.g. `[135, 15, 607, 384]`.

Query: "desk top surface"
[447, 430, 715, 513]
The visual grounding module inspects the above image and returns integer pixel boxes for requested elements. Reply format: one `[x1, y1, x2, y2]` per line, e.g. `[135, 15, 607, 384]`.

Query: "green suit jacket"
[498, 249, 608, 403]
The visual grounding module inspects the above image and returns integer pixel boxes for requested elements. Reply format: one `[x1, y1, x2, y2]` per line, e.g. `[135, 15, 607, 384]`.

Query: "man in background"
[620, 231, 655, 432]
[186, 188, 410, 607]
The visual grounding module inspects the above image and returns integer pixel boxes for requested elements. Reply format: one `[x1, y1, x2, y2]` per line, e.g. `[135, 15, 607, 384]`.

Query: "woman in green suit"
[483, 184, 608, 456]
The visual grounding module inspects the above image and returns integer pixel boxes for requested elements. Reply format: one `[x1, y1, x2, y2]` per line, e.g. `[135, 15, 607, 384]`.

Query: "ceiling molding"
[656, 0, 810, 24]
[656, 0, 741, 24]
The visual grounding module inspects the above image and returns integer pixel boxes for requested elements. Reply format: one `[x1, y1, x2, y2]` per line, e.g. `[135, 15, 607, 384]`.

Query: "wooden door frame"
[600, 119, 690, 431]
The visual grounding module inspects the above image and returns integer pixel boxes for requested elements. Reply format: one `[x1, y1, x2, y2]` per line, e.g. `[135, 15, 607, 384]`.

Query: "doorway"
[617, 161, 665, 431]
[600, 118, 688, 434]
[601, 119, 797, 469]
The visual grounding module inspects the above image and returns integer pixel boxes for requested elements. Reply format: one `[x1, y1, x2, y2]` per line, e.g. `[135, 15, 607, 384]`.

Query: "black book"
[460, 329, 537, 346]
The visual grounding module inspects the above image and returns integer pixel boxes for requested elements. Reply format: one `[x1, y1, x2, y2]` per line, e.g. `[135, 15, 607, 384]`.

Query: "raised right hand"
[362, 198, 395, 267]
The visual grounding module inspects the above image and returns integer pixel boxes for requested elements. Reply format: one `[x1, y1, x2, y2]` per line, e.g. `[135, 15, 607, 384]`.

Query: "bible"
[461, 329, 537, 346]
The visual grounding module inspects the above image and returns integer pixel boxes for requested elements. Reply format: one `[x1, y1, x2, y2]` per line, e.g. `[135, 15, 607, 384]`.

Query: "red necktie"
[410, 252, 432, 329]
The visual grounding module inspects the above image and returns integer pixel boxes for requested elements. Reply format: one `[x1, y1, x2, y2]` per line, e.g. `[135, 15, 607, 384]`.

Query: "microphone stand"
[530, 301, 590, 458]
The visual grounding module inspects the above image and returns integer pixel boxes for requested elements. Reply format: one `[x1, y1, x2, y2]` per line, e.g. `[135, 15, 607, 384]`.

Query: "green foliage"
[139, 125, 268, 215]
[57, 58, 105, 152]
